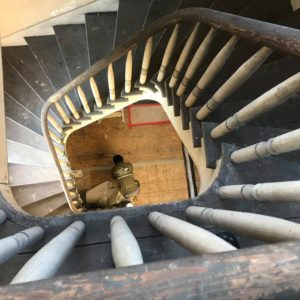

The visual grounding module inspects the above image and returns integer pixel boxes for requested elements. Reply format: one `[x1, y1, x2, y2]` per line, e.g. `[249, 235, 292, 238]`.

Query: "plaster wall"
[0, 0, 118, 46]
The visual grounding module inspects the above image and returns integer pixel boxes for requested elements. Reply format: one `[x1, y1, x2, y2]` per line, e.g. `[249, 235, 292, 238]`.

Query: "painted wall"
[0, 0, 117, 38]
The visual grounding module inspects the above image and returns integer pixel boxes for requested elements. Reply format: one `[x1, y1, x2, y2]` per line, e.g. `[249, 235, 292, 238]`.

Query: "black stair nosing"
[180, 95, 190, 130]
[2, 45, 56, 101]
[2, 58, 44, 119]
[171, 87, 181, 117]
[190, 106, 202, 148]
[202, 121, 290, 169]
[4, 93, 43, 136]
[25, 35, 82, 111]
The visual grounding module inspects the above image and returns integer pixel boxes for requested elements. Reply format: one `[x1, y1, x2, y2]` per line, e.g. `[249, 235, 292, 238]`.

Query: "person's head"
[113, 154, 124, 165]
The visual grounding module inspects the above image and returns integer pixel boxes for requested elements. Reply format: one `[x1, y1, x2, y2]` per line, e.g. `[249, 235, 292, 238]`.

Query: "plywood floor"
[67, 107, 189, 206]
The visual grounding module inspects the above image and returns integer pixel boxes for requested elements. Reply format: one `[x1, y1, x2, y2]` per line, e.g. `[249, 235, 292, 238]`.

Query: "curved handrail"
[42, 8, 300, 107]
[41, 7, 300, 212]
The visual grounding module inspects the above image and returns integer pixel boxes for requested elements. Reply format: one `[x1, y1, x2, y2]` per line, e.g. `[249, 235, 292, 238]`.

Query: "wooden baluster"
[108, 63, 116, 100]
[54, 102, 70, 124]
[47, 114, 62, 133]
[218, 181, 300, 203]
[11, 221, 85, 284]
[196, 47, 273, 120]
[125, 50, 133, 93]
[0, 227, 44, 265]
[148, 211, 236, 254]
[186, 206, 300, 243]
[211, 72, 300, 139]
[169, 22, 200, 88]
[177, 27, 217, 96]
[110, 216, 143, 267]
[89, 76, 102, 108]
[64, 95, 80, 119]
[157, 24, 180, 82]
[231, 128, 300, 163]
[185, 35, 239, 107]
[77, 86, 91, 113]
[140, 37, 153, 84]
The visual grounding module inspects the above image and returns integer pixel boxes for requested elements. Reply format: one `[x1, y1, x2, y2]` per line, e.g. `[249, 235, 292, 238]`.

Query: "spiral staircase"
[0, 0, 300, 298]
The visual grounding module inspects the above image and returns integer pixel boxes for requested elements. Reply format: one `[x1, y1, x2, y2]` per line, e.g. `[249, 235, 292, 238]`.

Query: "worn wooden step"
[4, 94, 42, 135]
[23, 192, 67, 217]
[8, 164, 60, 186]
[2, 59, 44, 118]
[86, 12, 117, 100]
[54, 24, 94, 106]
[46, 202, 71, 216]
[2, 45, 55, 101]
[114, 0, 152, 49]
[5, 118, 48, 152]
[7, 140, 54, 168]
[25, 35, 81, 111]
[12, 181, 63, 207]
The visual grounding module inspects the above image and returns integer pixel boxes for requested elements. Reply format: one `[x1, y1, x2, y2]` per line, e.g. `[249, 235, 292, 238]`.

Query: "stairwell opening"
[66, 103, 195, 210]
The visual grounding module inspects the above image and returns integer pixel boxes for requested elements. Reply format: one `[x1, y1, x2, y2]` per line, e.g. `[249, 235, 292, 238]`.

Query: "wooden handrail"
[2, 239, 300, 298]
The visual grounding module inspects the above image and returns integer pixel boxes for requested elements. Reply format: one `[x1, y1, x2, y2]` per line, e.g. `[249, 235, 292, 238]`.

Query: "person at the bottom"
[111, 154, 140, 204]
[81, 155, 140, 209]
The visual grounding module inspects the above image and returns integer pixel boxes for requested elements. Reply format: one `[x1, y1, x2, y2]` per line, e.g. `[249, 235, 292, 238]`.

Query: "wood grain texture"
[1, 240, 300, 299]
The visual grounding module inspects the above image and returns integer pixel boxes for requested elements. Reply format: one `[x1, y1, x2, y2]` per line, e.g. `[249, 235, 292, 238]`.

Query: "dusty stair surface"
[0, 0, 300, 295]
